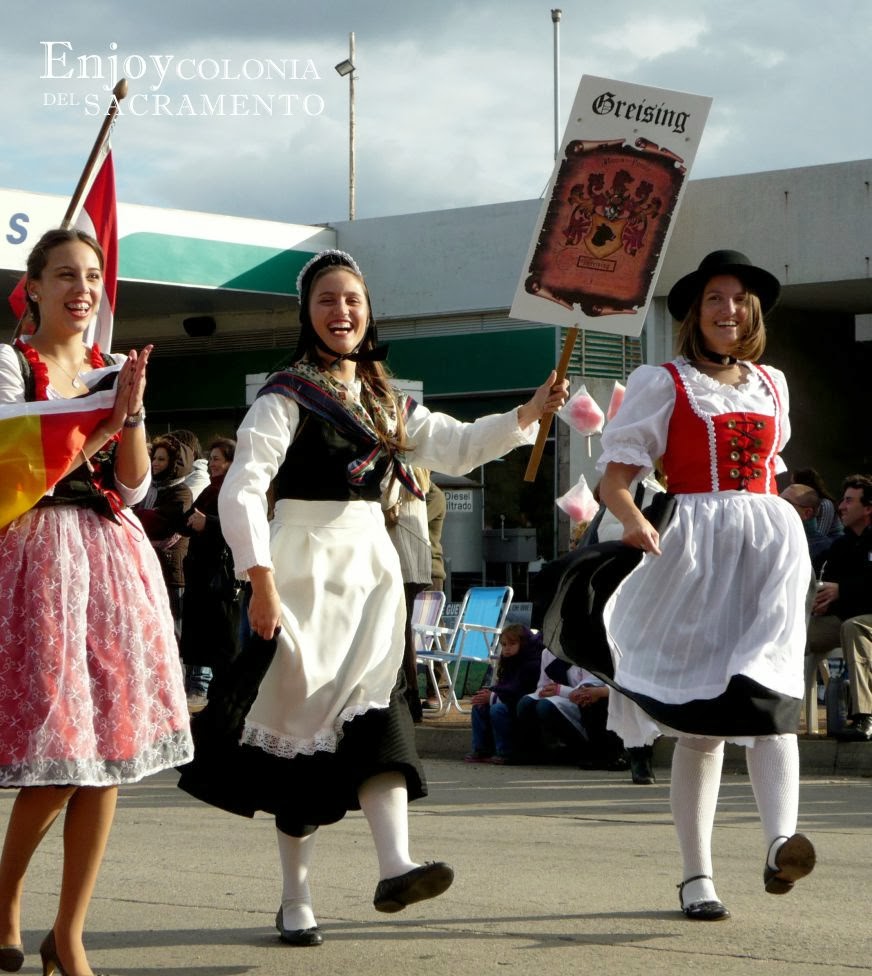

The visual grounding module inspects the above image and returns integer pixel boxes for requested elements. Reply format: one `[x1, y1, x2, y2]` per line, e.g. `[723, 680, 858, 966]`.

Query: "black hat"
[667, 250, 781, 321]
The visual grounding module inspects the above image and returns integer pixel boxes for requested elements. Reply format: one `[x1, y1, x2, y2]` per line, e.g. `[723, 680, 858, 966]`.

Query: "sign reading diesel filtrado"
[39, 41, 325, 117]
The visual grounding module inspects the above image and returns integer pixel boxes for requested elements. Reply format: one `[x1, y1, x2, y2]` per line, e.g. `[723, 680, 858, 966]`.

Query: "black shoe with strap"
[677, 875, 731, 921]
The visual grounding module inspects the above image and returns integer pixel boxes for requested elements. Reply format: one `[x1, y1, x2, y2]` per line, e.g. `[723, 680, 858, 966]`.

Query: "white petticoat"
[0, 505, 193, 787]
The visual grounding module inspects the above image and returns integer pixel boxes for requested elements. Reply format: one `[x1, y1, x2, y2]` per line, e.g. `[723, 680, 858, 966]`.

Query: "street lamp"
[551, 9, 562, 160]
[334, 32, 356, 221]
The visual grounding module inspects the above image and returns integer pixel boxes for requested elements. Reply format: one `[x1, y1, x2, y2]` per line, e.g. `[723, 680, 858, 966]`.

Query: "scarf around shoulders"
[257, 360, 424, 499]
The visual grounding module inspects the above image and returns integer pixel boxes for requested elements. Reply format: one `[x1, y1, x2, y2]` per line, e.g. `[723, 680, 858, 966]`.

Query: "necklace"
[39, 349, 87, 389]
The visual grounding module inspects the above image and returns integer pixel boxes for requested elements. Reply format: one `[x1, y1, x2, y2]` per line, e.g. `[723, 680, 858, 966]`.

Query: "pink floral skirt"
[0, 505, 193, 786]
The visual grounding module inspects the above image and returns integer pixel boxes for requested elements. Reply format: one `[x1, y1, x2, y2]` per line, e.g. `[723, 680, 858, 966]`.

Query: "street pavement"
[2, 756, 870, 976]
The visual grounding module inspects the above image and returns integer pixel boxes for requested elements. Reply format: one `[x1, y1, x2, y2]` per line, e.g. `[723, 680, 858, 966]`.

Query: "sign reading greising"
[444, 490, 474, 513]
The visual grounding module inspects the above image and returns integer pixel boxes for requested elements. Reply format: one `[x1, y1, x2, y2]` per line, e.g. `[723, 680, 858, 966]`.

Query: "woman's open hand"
[111, 345, 152, 430]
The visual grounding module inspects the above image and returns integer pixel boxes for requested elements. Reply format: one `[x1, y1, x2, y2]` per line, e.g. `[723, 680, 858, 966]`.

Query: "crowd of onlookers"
[790, 469, 872, 741]
[140, 429, 238, 709]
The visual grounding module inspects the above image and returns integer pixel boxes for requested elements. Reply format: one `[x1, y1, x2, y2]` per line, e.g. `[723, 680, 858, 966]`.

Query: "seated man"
[516, 648, 608, 763]
[780, 483, 835, 573]
[807, 474, 872, 740]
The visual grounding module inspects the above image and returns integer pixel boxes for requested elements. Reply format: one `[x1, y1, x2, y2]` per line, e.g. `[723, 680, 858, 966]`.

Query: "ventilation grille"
[566, 327, 643, 380]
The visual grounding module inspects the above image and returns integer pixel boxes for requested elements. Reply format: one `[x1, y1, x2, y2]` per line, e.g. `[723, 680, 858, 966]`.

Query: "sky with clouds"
[2, 0, 871, 227]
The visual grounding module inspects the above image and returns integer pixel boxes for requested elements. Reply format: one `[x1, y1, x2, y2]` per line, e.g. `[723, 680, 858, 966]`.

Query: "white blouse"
[220, 390, 536, 575]
[597, 358, 790, 478]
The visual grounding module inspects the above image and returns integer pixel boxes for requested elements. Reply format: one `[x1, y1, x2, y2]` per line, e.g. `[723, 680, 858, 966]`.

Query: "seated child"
[464, 624, 542, 764]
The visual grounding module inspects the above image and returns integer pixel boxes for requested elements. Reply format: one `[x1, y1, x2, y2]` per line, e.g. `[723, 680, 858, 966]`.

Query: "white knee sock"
[745, 734, 799, 869]
[670, 737, 725, 905]
[358, 772, 418, 880]
[276, 829, 317, 930]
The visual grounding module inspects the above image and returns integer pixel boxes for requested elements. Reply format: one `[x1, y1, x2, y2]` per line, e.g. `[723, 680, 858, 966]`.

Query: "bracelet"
[123, 408, 146, 429]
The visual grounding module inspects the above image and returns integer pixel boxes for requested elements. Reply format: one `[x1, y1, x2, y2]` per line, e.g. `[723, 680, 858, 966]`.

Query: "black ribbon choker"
[700, 348, 737, 366]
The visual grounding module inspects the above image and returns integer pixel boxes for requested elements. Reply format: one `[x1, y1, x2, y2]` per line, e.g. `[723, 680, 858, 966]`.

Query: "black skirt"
[177, 669, 426, 826]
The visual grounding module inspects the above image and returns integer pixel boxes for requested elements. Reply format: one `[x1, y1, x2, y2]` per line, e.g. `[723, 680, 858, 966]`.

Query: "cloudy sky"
[2, 0, 871, 227]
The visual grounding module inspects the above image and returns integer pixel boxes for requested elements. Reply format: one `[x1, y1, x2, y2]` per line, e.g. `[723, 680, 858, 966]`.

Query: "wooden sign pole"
[523, 326, 578, 482]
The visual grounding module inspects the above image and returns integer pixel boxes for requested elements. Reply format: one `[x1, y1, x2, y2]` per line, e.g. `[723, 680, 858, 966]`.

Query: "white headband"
[295, 249, 362, 297]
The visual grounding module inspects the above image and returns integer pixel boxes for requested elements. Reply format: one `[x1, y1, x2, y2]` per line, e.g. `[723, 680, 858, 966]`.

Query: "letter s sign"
[6, 213, 29, 245]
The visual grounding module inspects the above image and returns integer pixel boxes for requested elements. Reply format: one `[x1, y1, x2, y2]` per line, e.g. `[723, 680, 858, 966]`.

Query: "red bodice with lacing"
[659, 361, 782, 495]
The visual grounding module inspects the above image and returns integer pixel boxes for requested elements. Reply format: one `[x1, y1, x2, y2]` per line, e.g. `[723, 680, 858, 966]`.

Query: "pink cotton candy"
[606, 381, 626, 421]
[556, 476, 599, 523]
[566, 391, 604, 435]
[561, 499, 589, 522]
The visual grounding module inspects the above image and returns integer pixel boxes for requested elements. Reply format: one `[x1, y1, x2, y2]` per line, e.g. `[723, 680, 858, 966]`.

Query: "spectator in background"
[426, 481, 446, 592]
[791, 467, 842, 542]
[179, 437, 238, 709]
[422, 480, 449, 708]
[807, 474, 872, 740]
[136, 434, 194, 641]
[780, 484, 833, 573]
[516, 648, 611, 764]
[465, 624, 543, 764]
[385, 467, 433, 723]
[172, 428, 210, 500]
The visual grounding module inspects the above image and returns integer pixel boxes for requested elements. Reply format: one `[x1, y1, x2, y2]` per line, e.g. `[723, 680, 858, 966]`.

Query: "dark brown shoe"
[373, 861, 454, 913]
[764, 834, 815, 894]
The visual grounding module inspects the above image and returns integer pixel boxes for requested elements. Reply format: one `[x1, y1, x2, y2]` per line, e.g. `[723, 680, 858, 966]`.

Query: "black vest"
[274, 408, 390, 502]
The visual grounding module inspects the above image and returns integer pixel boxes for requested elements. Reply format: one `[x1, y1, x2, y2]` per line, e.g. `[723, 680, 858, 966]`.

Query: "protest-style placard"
[511, 75, 712, 338]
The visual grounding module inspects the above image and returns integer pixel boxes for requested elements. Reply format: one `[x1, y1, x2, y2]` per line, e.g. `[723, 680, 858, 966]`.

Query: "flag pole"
[11, 80, 127, 340]
[523, 325, 578, 482]
[60, 78, 128, 227]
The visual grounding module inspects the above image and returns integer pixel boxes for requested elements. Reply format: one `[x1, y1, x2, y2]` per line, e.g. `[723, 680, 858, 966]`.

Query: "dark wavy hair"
[25, 228, 104, 328]
[842, 474, 872, 508]
[208, 437, 236, 464]
[494, 624, 542, 683]
[294, 252, 409, 457]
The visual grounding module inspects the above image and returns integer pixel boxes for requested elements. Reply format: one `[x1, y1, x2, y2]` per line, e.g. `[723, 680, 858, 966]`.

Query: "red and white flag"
[8, 145, 118, 351]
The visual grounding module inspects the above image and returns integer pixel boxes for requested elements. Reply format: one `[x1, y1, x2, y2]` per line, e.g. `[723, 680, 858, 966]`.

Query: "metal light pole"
[551, 9, 563, 554]
[551, 9, 562, 160]
[334, 32, 356, 221]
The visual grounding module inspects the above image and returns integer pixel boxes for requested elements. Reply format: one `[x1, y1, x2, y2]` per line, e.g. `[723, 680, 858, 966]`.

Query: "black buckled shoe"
[274, 909, 323, 947]
[0, 944, 23, 973]
[677, 875, 731, 921]
[373, 861, 454, 913]
[763, 834, 816, 895]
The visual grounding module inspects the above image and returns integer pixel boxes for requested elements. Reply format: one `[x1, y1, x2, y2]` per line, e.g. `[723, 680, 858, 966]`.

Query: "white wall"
[335, 159, 872, 323]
